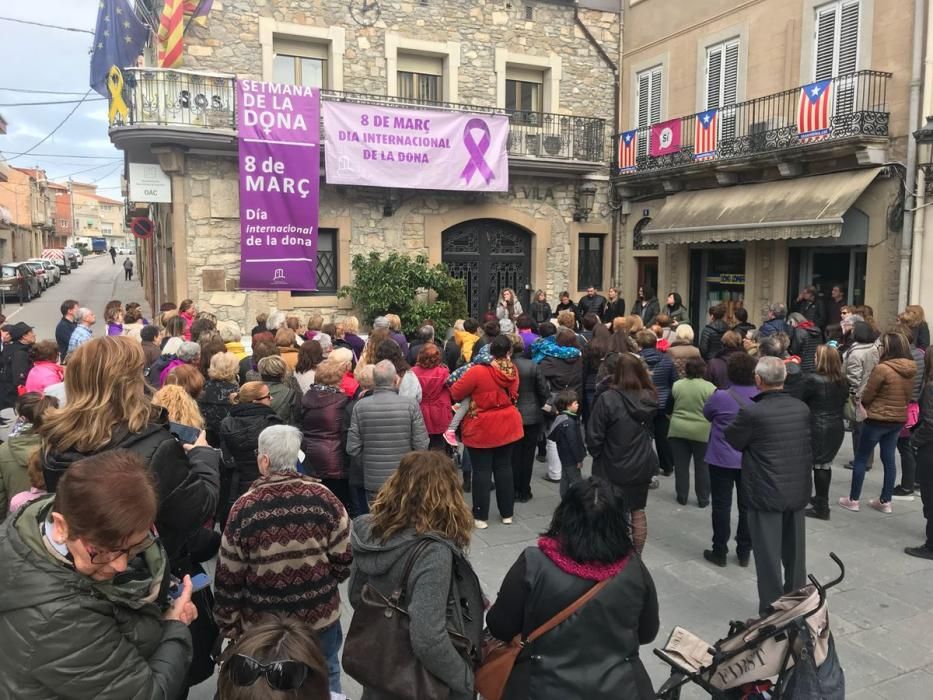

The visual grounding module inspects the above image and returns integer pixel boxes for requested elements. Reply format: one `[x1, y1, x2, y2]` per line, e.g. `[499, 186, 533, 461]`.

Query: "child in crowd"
[442, 343, 493, 446]
[454, 318, 481, 364]
[548, 389, 586, 497]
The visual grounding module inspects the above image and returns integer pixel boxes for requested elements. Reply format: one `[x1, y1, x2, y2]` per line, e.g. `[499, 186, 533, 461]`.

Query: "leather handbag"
[474, 578, 610, 700]
[342, 539, 474, 700]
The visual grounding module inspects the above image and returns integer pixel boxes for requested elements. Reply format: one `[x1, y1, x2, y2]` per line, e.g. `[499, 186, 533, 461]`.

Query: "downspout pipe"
[900, 0, 926, 312]
[574, 1, 622, 286]
[911, 0, 933, 304]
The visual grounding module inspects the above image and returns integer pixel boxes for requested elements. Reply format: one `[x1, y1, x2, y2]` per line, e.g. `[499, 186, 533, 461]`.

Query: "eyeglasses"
[227, 654, 311, 690]
[83, 531, 156, 565]
[254, 394, 272, 402]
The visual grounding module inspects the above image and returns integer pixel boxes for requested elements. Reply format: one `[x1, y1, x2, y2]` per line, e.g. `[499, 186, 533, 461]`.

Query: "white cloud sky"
[0, 1, 124, 191]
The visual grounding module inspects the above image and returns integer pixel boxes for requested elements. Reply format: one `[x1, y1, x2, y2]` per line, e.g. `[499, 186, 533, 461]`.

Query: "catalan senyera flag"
[798, 79, 833, 142]
[158, 0, 214, 68]
[618, 130, 637, 174]
[694, 108, 718, 161]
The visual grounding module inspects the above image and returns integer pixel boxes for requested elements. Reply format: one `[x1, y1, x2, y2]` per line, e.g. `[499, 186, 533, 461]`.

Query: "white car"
[64, 247, 83, 265]
[30, 258, 61, 285]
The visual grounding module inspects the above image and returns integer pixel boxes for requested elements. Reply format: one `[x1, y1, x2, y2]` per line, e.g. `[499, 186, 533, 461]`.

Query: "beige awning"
[642, 168, 883, 245]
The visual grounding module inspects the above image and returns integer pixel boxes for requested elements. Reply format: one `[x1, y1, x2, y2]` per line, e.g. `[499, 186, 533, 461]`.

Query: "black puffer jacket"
[300, 384, 349, 480]
[698, 320, 729, 360]
[586, 388, 659, 490]
[198, 379, 237, 448]
[146, 354, 176, 389]
[0, 341, 32, 409]
[539, 356, 584, 397]
[218, 403, 283, 516]
[487, 546, 658, 700]
[725, 391, 812, 512]
[790, 325, 823, 373]
[530, 301, 553, 326]
[42, 420, 220, 563]
[515, 356, 549, 425]
[799, 374, 848, 464]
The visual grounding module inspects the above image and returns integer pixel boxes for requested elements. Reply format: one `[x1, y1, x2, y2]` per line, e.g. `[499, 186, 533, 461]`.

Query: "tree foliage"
[339, 252, 467, 335]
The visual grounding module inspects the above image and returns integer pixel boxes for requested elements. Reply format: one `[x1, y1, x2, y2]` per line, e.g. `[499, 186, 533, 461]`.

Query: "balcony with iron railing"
[110, 67, 606, 171]
[613, 69, 891, 184]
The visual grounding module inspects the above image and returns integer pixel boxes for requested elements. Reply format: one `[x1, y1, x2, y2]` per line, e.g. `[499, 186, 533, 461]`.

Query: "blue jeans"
[850, 420, 904, 502]
[317, 620, 343, 694]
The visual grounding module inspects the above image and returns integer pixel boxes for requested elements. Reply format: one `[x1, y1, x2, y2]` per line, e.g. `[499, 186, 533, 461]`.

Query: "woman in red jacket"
[450, 335, 523, 529]
[411, 344, 452, 450]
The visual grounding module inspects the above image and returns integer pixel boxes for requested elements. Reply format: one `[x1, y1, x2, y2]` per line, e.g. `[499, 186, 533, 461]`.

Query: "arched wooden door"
[442, 219, 531, 319]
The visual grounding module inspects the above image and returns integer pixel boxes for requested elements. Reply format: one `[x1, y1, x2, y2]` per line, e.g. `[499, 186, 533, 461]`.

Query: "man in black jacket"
[577, 286, 607, 321]
[0, 322, 35, 409]
[794, 286, 826, 329]
[55, 299, 79, 362]
[725, 356, 812, 613]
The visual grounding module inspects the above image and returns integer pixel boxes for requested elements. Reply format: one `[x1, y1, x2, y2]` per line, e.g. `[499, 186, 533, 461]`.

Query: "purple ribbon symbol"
[460, 118, 496, 185]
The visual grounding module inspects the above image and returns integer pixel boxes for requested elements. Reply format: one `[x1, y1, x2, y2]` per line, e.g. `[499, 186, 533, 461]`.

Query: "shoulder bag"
[342, 539, 475, 700]
[474, 578, 610, 700]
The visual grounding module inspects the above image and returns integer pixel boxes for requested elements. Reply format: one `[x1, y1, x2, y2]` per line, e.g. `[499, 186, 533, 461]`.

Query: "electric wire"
[3, 90, 95, 162]
[0, 16, 94, 35]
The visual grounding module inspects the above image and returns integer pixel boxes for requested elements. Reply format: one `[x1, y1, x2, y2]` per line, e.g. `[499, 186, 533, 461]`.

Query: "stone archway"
[441, 219, 532, 319]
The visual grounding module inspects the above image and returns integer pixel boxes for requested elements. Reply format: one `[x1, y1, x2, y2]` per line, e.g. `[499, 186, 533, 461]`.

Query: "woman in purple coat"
[701, 351, 759, 568]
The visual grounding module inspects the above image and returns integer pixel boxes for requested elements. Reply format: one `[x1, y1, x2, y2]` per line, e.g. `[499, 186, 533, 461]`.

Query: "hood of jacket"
[483, 359, 518, 388]
[349, 514, 462, 579]
[547, 412, 572, 439]
[884, 357, 918, 379]
[5, 431, 40, 465]
[617, 388, 659, 422]
[639, 347, 666, 368]
[531, 336, 583, 364]
[0, 497, 166, 615]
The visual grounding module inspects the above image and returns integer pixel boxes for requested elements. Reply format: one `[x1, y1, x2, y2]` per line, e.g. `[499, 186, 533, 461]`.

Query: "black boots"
[805, 469, 832, 520]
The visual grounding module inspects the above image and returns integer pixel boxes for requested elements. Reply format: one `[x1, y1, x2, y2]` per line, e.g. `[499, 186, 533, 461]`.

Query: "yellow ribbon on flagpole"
[107, 66, 129, 125]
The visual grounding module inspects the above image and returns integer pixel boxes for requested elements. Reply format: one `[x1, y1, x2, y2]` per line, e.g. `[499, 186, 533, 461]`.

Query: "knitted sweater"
[214, 471, 352, 638]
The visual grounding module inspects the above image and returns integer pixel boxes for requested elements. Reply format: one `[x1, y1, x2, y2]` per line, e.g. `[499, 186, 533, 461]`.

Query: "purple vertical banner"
[237, 80, 320, 290]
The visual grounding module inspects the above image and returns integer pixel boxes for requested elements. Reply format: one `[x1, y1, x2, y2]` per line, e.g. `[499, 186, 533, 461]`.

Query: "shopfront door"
[789, 247, 866, 308]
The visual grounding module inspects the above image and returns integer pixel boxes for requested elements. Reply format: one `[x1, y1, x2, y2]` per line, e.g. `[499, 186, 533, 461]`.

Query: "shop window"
[292, 229, 338, 296]
[397, 53, 443, 102]
[577, 234, 604, 291]
[273, 39, 328, 89]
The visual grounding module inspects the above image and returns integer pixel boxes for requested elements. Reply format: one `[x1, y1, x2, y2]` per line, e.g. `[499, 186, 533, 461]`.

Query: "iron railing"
[115, 68, 606, 162]
[614, 69, 891, 176]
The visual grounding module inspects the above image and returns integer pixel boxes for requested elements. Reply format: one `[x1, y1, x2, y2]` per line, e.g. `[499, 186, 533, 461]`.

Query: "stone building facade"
[112, 0, 622, 328]
[614, 0, 912, 328]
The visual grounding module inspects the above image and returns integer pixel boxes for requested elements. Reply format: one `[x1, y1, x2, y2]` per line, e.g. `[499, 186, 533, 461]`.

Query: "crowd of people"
[0, 283, 930, 699]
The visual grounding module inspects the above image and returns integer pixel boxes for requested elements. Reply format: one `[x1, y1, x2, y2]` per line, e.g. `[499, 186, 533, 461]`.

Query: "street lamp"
[913, 115, 933, 188]
[573, 181, 598, 222]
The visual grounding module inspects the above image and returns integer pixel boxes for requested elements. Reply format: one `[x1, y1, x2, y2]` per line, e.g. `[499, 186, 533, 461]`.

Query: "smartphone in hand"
[168, 573, 211, 599]
[169, 422, 201, 445]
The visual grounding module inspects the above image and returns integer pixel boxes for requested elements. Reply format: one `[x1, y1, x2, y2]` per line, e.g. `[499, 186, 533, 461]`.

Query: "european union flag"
[89, 0, 150, 97]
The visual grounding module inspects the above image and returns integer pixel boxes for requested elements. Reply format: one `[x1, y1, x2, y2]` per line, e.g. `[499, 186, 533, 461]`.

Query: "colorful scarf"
[530, 335, 583, 364]
[538, 536, 630, 581]
[447, 344, 493, 386]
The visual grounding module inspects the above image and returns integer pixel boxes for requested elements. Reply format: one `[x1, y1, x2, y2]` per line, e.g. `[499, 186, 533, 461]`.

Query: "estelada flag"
[798, 79, 832, 142]
[618, 130, 637, 173]
[694, 108, 718, 161]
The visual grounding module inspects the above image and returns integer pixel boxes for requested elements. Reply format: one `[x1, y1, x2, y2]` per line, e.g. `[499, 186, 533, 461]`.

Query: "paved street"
[33, 261, 932, 699]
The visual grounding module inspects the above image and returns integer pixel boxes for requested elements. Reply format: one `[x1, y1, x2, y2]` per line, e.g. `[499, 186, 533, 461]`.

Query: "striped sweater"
[214, 471, 352, 638]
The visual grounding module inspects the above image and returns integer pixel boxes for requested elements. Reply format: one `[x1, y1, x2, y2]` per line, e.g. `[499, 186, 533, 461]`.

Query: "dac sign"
[128, 163, 172, 203]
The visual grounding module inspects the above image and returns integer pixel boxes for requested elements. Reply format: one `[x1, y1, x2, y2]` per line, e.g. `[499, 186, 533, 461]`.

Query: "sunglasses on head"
[227, 654, 311, 691]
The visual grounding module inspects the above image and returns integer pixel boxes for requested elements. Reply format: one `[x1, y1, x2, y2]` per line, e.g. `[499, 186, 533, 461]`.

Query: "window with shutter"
[813, 1, 860, 116]
[705, 39, 740, 143]
[635, 67, 662, 156]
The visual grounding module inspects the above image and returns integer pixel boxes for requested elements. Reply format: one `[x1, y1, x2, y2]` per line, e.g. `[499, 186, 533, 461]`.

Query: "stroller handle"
[806, 552, 845, 608]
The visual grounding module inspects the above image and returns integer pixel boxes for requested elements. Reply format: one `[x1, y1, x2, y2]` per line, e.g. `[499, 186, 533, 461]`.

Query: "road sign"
[131, 217, 154, 239]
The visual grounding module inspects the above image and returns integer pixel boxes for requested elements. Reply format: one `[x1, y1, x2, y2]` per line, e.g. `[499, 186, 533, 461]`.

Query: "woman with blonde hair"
[198, 351, 239, 447]
[153, 384, 205, 430]
[359, 327, 391, 367]
[341, 315, 365, 358]
[39, 336, 218, 559]
[899, 304, 930, 349]
[496, 287, 523, 323]
[668, 324, 701, 379]
[348, 451, 484, 698]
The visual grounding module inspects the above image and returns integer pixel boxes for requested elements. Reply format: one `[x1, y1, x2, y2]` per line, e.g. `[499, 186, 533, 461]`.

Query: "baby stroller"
[654, 553, 846, 700]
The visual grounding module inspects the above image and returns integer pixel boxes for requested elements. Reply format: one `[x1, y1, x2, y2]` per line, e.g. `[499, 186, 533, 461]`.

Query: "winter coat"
[0, 342, 32, 409]
[487, 544, 658, 700]
[555, 301, 578, 322]
[496, 299, 524, 322]
[530, 301, 553, 326]
[799, 374, 848, 465]
[397, 369, 422, 403]
[916, 322, 930, 350]
[147, 354, 176, 388]
[705, 347, 743, 389]
[733, 321, 757, 339]
[24, 361, 64, 395]
[703, 384, 759, 469]
[219, 403, 284, 505]
[300, 385, 349, 481]
[0, 430, 40, 521]
[844, 341, 880, 397]
[909, 345, 925, 401]
[443, 336, 462, 372]
[668, 341, 701, 379]
[514, 356, 549, 425]
[547, 412, 586, 468]
[347, 388, 429, 492]
[266, 379, 301, 425]
[198, 379, 237, 448]
[278, 346, 299, 370]
[55, 317, 77, 362]
[0, 497, 192, 699]
[911, 383, 933, 448]
[668, 378, 716, 443]
[577, 294, 607, 320]
[796, 298, 826, 328]
[412, 365, 452, 435]
[861, 358, 916, 424]
[42, 420, 220, 564]
[141, 340, 161, 369]
[407, 340, 443, 367]
[789, 324, 822, 373]
[634, 297, 661, 325]
[538, 355, 584, 398]
[158, 358, 186, 387]
[586, 388, 659, 493]
[698, 319, 730, 360]
[603, 297, 626, 324]
[389, 331, 409, 356]
[349, 518, 484, 700]
[639, 348, 677, 412]
[450, 361, 523, 449]
[666, 295, 688, 325]
[724, 391, 812, 512]
[759, 316, 789, 338]
[454, 330, 481, 365]
[224, 341, 247, 361]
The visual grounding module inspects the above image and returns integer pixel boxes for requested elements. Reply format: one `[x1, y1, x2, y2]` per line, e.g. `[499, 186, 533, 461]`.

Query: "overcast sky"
[0, 1, 124, 196]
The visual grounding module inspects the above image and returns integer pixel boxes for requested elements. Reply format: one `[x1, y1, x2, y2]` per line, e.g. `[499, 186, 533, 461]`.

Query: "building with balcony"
[613, 0, 912, 328]
[110, 0, 621, 324]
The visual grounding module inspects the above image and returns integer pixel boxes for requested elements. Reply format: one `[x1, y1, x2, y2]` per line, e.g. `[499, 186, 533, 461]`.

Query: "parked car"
[30, 258, 60, 285]
[0, 262, 41, 302]
[41, 249, 71, 275]
[21, 261, 50, 290]
[63, 247, 82, 266]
